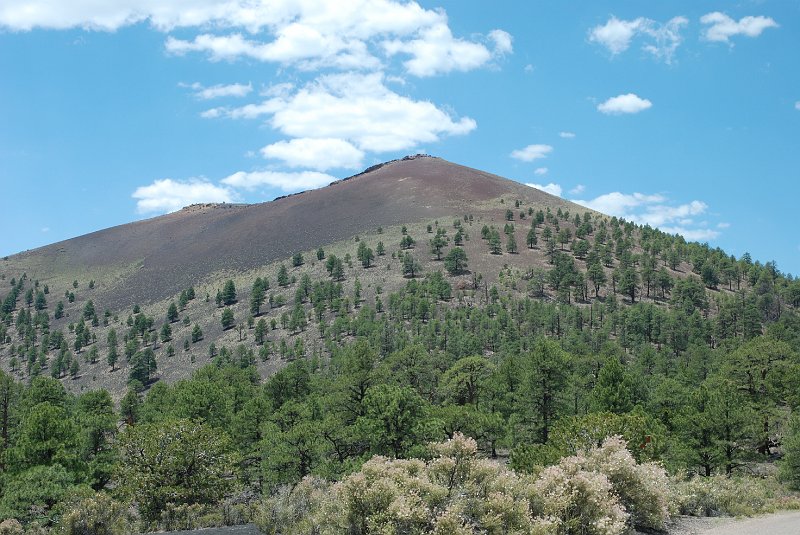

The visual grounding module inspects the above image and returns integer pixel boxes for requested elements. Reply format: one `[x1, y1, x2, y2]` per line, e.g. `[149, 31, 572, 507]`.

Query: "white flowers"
[256, 433, 671, 535]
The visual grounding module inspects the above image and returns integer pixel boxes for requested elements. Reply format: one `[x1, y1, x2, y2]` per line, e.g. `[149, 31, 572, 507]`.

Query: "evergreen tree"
[250, 278, 266, 316]
[221, 308, 235, 330]
[222, 280, 237, 305]
[277, 264, 290, 287]
[106, 329, 118, 371]
[489, 229, 502, 255]
[402, 253, 421, 278]
[167, 302, 179, 323]
[444, 247, 468, 275]
[191, 324, 203, 343]
[526, 227, 537, 248]
[506, 232, 518, 254]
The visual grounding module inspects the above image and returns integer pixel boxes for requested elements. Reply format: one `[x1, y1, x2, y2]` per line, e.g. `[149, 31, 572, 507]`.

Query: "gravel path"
[666, 511, 800, 535]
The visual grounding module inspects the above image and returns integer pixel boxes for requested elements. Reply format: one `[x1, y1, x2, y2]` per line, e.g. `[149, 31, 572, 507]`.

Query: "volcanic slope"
[5, 155, 575, 309]
[2, 154, 755, 398]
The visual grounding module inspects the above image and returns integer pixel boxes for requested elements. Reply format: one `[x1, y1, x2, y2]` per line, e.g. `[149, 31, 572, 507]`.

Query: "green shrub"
[0, 519, 23, 535]
[58, 493, 135, 535]
[670, 475, 800, 517]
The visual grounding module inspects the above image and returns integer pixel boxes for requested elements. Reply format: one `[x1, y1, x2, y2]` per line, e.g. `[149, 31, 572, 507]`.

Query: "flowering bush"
[581, 436, 669, 530]
[58, 493, 135, 535]
[534, 456, 628, 535]
[255, 433, 669, 535]
[671, 474, 800, 517]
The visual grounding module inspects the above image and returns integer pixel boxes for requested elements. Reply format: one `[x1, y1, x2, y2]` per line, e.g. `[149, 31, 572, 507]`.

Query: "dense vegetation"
[1, 203, 800, 532]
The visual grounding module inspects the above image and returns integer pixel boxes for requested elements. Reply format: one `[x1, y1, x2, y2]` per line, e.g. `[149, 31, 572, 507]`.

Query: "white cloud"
[573, 191, 720, 241]
[489, 29, 513, 54]
[597, 93, 652, 115]
[574, 192, 664, 216]
[511, 144, 553, 162]
[658, 227, 720, 242]
[569, 184, 585, 195]
[717, 222, 730, 229]
[221, 170, 336, 192]
[559, 131, 576, 139]
[534, 167, 548, 176]
[207, 72, 475, 153]
[700, 12, 778, 43]
[40, 227, 50, 233]
[2, 1, 509, 77]
[133, 178, 235, 214]
[184, 81, 252, 100]
[166, 31, 382, 71]
[0, 0, 440, 34]
[382, 23, 506, 77]
[526, 182, 562, 197]
[201, 99, 284, 120]
[795, 101, 800, 111]
[589, 16, 644, 54]
[589, 15, 688, 63]
[260, 137, 364, 171]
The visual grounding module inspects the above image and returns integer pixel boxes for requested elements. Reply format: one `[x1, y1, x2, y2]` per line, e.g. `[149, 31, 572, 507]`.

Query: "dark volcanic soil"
[5, 156, 572, 308]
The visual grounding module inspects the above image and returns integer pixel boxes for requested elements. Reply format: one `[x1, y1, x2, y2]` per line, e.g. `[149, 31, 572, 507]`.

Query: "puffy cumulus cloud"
[597, 93, 652, 115]
[534, 167, 548, 176]
[511, 144, 553, 162]
[559, 131, 576, 139]
[0, 0, 439, 34]
[182, 82, 252, 100]
[573, 192, 720, 241]
[589, 16, 644, 54]
[3, 1, 510, 76]
[382, 23, 509, 77]
[526, 182, 562, 197]
[700, 12, 778, 43]
[260, 138, 364, 171]
[221, 170, 336, 192]
[132, 178, 235, 214]
[207, 72, 475, 153]
[589, 15, 688, 63]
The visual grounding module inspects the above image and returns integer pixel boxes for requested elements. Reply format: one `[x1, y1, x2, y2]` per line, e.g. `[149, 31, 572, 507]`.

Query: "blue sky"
[1, 0, 798, 274]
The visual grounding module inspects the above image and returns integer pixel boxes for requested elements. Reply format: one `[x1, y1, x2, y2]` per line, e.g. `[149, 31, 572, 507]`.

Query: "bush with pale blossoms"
[257, 433, 557, 534]
[255, 433, 669, 535]
[670, 474, 800, 517]
[534, 456, 628, 535]
[581, 435, 670, 530]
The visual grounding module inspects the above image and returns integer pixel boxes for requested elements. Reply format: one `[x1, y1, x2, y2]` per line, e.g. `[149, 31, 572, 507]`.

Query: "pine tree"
[250, 278, 266, 316]
[221, 308, 235, 330]
[222, 280, 237, 305]
[444, 247, 468, 275]
[277, 264, 290, 287]
[167, 302, 179, 323]
[107, 329, 119, 371]
[191, 324, 203, 343]
[506, 232, 518, 254]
